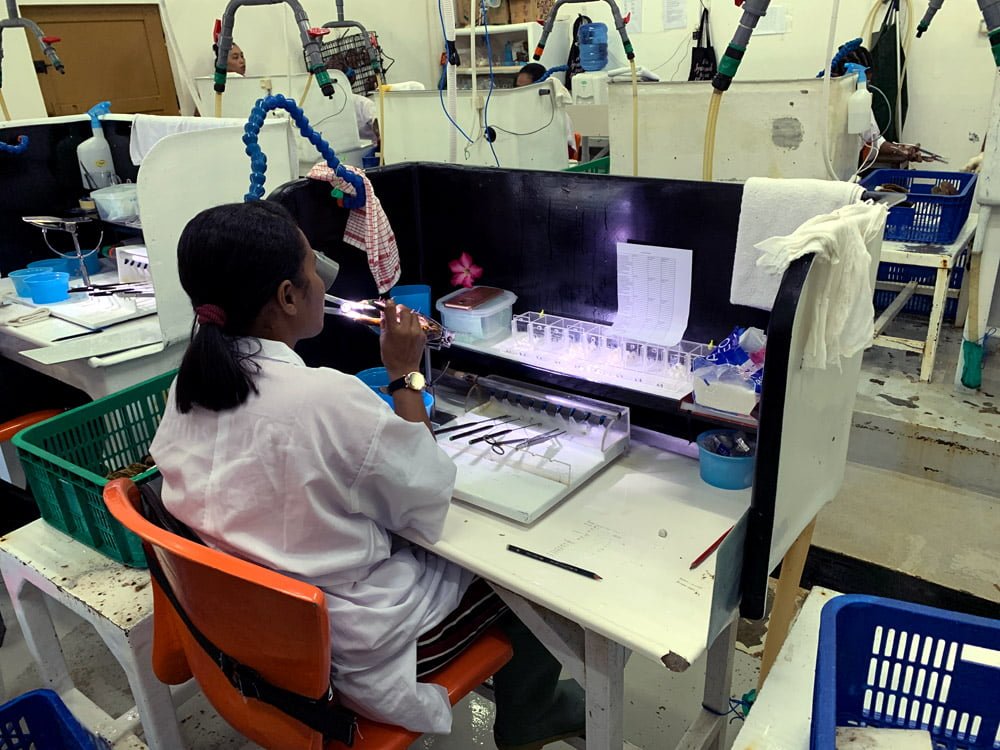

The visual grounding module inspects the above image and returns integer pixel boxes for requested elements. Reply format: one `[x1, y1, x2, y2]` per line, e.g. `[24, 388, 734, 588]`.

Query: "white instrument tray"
[437, 376, 630, 524]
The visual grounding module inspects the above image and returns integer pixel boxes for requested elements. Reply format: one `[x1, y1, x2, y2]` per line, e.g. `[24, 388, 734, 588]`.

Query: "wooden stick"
[758, 518, 816, 689]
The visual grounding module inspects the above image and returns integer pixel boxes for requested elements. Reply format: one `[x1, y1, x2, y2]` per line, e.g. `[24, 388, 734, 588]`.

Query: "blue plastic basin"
[10, 268, 46, 297]
[696, 430, 756, 490]
[25, 271, 70, 304]
[355, 367, 433, 416]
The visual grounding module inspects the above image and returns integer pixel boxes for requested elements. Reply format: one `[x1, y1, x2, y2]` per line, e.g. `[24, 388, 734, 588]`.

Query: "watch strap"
[386, 376, 407, 394]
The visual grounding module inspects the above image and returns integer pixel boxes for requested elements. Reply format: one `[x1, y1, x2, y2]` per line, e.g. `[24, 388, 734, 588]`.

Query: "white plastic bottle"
[845, 63, 873, 136]
[77, 101, 116, 190]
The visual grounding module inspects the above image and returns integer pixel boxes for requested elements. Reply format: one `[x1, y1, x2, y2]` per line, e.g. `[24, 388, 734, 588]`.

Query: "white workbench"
[731, 587, 841, 750]
[405, 424, 751, 750]
[0, 276, 183, 400]
[873, 215, 978, 382]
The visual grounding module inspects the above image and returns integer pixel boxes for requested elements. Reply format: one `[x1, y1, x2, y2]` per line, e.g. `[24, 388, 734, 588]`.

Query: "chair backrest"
[103, 479, 332, 750]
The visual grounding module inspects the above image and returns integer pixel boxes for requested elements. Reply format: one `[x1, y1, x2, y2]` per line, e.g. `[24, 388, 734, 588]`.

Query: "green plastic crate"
[564, 156, 610, 174]
[12, 371, 177, 568]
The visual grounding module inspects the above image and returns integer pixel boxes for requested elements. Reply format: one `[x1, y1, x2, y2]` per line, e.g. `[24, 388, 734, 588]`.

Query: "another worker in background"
[830, 42, 934, 167]
[150, 201, 585, 750]
[515, 62, 547, 88]
[515, 63, 579, 160]
[212, 20, 246, 76]
[332, 66, 379, 146]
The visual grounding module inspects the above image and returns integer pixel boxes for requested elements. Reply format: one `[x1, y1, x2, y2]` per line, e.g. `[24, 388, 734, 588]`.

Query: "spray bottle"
[77, 101, 116, 190]
[844, 63, 872, 136]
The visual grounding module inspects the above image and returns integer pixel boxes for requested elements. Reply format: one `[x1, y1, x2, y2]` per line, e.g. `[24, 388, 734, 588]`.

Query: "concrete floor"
[1, 314, 996, 749]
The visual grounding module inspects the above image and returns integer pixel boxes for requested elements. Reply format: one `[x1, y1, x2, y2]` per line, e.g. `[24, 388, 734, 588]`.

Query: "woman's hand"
[380, 300, 426, 380]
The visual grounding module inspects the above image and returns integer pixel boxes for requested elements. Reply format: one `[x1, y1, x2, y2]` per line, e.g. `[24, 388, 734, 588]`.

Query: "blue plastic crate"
[0, 689, 110, 749]
[860, 170, 977, 244]
[874, 264, 965, 321]
[812, 595, 1000, 750]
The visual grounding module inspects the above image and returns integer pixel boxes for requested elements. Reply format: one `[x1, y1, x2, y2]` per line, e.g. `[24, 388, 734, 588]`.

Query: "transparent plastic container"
[436, 287, 517, 341]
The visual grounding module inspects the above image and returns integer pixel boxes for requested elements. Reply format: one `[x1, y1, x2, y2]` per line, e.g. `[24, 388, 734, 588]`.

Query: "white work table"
[0, 276, 183, 399]
[731, 587, 841, 750]
[405, 426, 751, 750]
[873, 215, 977, 382]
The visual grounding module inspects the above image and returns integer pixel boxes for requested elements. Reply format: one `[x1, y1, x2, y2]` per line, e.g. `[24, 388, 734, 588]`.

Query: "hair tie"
[195, 304, 227, 327]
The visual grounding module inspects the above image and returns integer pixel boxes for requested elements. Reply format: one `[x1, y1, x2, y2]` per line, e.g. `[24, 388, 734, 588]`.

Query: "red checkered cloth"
[307, 162, 401, 294]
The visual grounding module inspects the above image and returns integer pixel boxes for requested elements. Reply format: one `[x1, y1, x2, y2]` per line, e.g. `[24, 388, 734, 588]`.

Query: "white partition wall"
[138, 120, 295, 346]
[379, 85, 570, 170]
[609, 76, 859, 182]
[194, 70, 365, 172]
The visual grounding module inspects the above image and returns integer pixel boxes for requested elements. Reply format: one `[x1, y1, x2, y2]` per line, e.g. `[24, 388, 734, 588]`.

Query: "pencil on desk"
[689, 525, 735, 570]
[506, 544, 602, 580]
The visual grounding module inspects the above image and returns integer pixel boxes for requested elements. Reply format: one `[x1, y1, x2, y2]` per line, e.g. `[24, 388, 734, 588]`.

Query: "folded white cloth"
[730, 178, 864, 310]
[5, 307, 51, 327]
[755, 201, 887, 369]
[129, 115, 246, 165]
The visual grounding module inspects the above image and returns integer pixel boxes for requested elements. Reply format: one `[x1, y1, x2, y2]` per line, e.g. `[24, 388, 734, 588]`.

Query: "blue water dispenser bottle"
[578, 22, 608, 71]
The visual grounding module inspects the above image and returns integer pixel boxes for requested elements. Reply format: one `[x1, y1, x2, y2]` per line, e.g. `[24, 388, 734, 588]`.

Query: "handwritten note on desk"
[611, 242, 692, 346]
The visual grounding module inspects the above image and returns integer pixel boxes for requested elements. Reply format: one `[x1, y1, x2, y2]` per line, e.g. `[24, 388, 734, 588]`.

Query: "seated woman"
[150, 201, 584, 750]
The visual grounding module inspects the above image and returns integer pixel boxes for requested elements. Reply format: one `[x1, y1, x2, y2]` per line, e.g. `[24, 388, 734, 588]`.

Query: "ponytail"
[173, 201, 306, 413]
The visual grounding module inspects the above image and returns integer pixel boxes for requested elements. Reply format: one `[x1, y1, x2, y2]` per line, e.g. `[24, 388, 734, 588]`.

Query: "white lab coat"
[150, 338, 473, 734]
[354, 94, 378, 142]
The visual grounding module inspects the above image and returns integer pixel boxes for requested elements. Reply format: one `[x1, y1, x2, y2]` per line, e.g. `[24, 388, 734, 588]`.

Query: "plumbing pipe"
[533, 0, 634, 62]
[215, 0, 334, 102]
[818, 0, 843, 180]
[441, 0, 459, 163]
[915, 0, 944, 36]
[711, 0, 769, 93]
[916, 0, 1000, 67]
[0, 13, 64, 79]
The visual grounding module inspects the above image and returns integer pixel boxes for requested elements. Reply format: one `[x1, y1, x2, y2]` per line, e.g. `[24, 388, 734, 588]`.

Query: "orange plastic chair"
[102, 479, 513, 750]
[0, 409, 63, 442]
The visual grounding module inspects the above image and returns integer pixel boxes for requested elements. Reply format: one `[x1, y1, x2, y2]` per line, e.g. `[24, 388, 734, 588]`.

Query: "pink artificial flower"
[448, 252, 484, 288]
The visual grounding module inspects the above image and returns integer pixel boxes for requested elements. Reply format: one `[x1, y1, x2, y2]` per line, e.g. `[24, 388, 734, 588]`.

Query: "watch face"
[406, 371, 426, 390]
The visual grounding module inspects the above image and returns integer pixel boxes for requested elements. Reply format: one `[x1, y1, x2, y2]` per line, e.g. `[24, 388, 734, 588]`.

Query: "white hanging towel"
[730, 177, 864, 310]
[754, 201, 887, 369]
[129, 115, 246, 165]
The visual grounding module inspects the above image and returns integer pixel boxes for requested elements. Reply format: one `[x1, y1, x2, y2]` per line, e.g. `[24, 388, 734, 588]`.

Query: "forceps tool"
[448, 416, 520, 441]
[469, 422, 541, 446]
[488, 428, 565, 455]
[433, 414, 511, 436]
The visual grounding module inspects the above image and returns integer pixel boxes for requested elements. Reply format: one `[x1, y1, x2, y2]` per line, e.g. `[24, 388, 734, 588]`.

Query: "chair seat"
[330, 626, 512, 750]
[0, 409, 63, 442]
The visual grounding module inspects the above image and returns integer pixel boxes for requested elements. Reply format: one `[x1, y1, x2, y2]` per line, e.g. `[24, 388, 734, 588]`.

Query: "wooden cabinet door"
[28, 4, 180, 117]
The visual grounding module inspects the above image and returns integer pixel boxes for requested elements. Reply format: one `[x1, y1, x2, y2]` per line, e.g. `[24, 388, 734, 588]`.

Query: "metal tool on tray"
[21, 216, 103, 288]
[324, 294, 453, 349]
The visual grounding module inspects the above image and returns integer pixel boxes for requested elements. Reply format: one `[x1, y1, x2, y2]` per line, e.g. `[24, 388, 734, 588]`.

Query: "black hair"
[174, 201, 308, 414]
[517, 63, 547, 84]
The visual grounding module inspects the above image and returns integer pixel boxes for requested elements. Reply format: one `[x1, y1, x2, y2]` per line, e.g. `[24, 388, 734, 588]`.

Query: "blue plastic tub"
[389, 284, 432, 316]
[355, 367, 434, 416]
[0, 689, 110, 749]
[812, 595, 1000, 750]
[696, 430, 755, 490]
[859, 169, 977, 244]
[26, 271, 70, 304]
[27, 253, 101, 278]
[10, 268, 46, 297]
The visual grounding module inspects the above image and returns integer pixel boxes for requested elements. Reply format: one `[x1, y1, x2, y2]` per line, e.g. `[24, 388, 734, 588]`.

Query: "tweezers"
[448, 416, 519, 441]
[469, 422, 541, 446]
[433, 414, 510, 436]
[514, 429, 566, 450]
[917, 147, 948, 163]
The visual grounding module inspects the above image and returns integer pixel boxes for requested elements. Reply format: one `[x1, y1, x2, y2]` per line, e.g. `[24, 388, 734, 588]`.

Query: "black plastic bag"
[565, 14, 592, 92]
[688, 8, 717, 81]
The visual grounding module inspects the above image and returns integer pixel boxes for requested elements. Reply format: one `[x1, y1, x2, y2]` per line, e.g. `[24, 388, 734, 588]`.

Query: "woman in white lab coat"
[150, 201, 584, 750]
